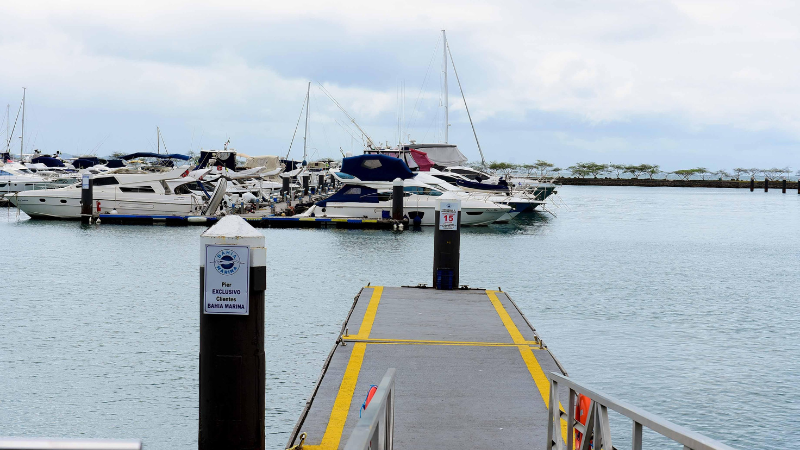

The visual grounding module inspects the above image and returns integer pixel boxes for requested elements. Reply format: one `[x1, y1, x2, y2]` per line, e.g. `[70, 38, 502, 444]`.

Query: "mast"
[442, 30, 448, 144]
[303, 81, 310, 164]
[157, 126, 160, 154]
[20, 87, 25, 160]
[6, 104, 9, 153]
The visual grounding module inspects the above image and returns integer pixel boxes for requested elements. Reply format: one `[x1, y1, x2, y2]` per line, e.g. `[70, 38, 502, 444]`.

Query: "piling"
[318, 174, 325, 193]
[782, 179, 786, 193]
[80, 173, 93, 224]
[392, 178, 404, 221]
[765, 177, 769, 192]
[302, 175, 309, 196]
[750, 177, 754, 192]
[432, 193, 461, 290]
[199, 216, 266, 450]
[281, 177, 290, 199]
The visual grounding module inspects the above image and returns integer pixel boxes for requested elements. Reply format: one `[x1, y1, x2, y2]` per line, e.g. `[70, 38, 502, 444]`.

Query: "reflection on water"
[1, 186, 798, 450]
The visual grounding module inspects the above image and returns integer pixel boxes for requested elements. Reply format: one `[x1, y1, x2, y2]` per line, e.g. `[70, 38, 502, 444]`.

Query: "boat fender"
[96, 201, 101, 213]
[575, 394, 591, 449]
[359, 385, 379, 418]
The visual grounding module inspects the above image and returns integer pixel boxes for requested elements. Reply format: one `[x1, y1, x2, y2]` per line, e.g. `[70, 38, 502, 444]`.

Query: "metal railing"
[343, 368, 396, 450]
[0, 437, 141, 449]
[547, 372, 736, 450]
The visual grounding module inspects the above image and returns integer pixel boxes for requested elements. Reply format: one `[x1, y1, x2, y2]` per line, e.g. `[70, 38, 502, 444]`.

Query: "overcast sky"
[1, 0, 798, 170]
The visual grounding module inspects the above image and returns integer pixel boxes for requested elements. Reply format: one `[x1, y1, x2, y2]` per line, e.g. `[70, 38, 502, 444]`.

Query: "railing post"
[199, 216, 266, 450]
[567, 388, 576, 450]
[632, 421, 643, 450]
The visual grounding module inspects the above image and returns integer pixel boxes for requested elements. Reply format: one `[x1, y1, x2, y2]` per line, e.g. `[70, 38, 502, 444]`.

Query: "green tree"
[745, 168, 762, 179]
[532, 160, 555, 177]
[487, 161, 518, 178]
[694, 167, 710, 180]
[609, 164, 626, 178]
[714, 169, 731, 180]
[567, 163, 590, 178]
[672, 168, 702, 181]
[569, 162, 608, 178]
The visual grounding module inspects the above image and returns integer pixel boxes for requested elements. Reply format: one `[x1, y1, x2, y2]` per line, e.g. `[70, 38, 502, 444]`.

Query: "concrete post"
[750, 177, 754, 192]
[199, 216, 266, 450]
[782, 178, 786, 193]
[765, 177, 769, 192]
[392, 178, 403, 220]
[432, 192, 461, 290]
[80, 173, 93, 224]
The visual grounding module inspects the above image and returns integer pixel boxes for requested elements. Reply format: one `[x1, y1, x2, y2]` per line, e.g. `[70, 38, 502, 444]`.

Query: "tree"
[532, 160, 555, 177]
[551, 167, 563, 177]
[732, 168, 748, 181]
[745, 168, 762, 179]
[672, 169, 701, 181]
[694, 167, 711, 180]
[110, 151, 126, 159]
[643, 164, 661, 179]
[714, 170, 732, 180]
[487, 161, 518, 178]
[623, 164, 648, 179]
[519, 164, 537, 177]
[608, 164, 626, 178]
[568, 162, 608, 178]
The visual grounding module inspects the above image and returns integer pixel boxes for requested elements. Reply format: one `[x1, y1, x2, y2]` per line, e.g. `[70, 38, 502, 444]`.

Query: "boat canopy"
[106, 160, 126, 168]
[1, 152, 12, 163]
[120, 152, 191, 161]
[242, 155, 281, 170]
[341, 154, 414, 181]
[31, 156, 65, 167]
[316, 185, 380, 207]
[410, 149, 434, 171]
[400, 144, 467, 167]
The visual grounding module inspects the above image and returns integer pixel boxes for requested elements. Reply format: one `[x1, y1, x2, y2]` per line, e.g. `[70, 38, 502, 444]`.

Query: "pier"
[286, 285, 568, 449]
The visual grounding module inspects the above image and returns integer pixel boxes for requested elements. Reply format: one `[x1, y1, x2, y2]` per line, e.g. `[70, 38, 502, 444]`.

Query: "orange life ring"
[575, 394, 591, 449]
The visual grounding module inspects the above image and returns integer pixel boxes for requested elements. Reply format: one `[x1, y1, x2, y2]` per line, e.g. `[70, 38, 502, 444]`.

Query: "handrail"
[343, 368, 396, 450]
[0, 437, 141, 449]
[547, 372, 736, 450]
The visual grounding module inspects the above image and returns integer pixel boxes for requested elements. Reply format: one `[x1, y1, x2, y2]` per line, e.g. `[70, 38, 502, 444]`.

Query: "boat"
[7, 167, 211, 219]
[300, 154, 510, 226]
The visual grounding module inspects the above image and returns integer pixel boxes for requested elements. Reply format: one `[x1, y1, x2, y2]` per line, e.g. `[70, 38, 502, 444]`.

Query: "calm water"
[1, 186, 798, 449]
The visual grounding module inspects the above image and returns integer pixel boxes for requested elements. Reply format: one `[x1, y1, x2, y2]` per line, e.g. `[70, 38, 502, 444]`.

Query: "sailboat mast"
[442, 30, 448, 144]
[157, 127, 160, 154]
[20, 87, 25, 160]
[303, 81, 310, 163]
[6, 104, 9, 153]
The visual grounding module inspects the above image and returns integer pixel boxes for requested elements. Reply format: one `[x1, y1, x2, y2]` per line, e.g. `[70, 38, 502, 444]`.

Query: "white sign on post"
[82, 174, 90, 189]
[438, 201, 460, 231]
[204, 244, 250, 315]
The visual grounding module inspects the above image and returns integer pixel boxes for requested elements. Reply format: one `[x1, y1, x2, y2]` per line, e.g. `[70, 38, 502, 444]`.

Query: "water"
[1, 186, 797, 449]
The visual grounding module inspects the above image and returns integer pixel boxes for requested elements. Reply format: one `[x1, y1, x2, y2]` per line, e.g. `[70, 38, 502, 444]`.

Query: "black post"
[392, 178, 403, 220]
[318, 174, 325, 193]
[765, 177, 769, 192]
[782, 178, 786, 193]
[302, 175, 309, 196]
[281, 177, 290, 198]
[80, 174, 93, 224]
[750, 177, 755, 192]
[199, 217, 266, 450]
[432, 196, 461, 290]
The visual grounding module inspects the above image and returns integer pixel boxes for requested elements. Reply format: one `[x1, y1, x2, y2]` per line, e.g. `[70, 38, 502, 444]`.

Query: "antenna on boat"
[303, 81, 310, 166]
[447, 40, 486, 166]
[442, 30, 448, 144]
[20, 87, 25, 160]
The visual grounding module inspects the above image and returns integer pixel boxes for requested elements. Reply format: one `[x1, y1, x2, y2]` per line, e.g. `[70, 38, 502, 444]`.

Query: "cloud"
[0, 0, 799, 167]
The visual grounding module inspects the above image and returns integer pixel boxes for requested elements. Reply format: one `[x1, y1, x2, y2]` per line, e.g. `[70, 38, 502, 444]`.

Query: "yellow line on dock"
[341, 337, 539, 347]
[486, 290, 568, 441]
[305, 286, 384, 450]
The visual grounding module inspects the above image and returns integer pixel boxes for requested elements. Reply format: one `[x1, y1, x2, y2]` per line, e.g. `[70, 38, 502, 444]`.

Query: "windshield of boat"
[404, 186, 443, 196]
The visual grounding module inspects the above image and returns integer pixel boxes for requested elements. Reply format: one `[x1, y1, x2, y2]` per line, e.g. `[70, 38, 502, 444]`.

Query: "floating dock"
[287, 286, 568, 450]
[96, 214, 407, 229]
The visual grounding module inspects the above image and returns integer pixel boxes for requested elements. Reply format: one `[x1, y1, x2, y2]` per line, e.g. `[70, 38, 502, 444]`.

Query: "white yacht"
[0, 163, 67, 193]
[8, 167, 209, 219]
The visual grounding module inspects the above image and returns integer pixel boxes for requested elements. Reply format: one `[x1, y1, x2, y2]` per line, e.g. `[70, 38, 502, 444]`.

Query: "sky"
[0, 0, 798, 172]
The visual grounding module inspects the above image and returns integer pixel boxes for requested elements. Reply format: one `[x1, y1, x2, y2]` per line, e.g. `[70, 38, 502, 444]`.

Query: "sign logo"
[213, 248, 243, 275]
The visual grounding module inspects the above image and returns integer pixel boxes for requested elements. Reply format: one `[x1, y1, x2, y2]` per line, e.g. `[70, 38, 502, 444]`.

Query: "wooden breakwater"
[558, 177, 800, 189]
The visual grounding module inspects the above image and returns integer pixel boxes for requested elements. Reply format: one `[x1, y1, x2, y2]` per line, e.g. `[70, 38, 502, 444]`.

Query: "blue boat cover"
[106, 160, 126, 168]
[120, 152, 191, 161]
[455, 178, 510, 192]
[340, 154, 413, 181]
[31, 156, 65, 167]
[72, 158, 99, 169]
[195, 150, 235, 170]
[316, 186, 379, 207]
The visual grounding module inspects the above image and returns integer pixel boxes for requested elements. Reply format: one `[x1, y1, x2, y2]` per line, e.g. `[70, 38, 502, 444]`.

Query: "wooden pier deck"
[287, 286, 568, 450]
